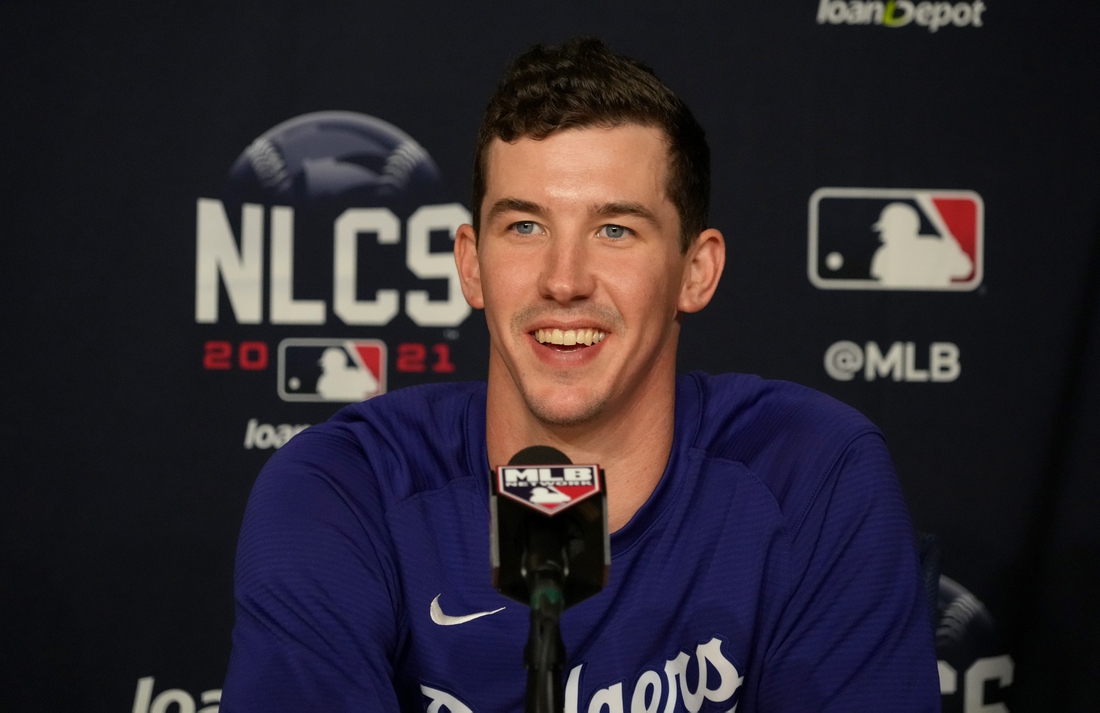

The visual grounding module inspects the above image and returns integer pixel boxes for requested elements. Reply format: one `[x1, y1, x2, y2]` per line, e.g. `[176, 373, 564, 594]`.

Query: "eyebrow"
[592, 201, 660, 227]
[485, 198, 548, 224]
[486, 198, 661, 228]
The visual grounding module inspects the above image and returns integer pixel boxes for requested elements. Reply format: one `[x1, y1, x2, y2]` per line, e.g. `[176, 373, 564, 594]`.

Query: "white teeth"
[534, 329, 607, 346]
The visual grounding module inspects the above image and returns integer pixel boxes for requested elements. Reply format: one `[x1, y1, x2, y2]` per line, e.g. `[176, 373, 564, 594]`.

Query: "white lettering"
[824, 340, 864, 381]
[151, 689, 195, 713]
[952, 3, 972, 25]
[938, 660, 958, 695]
[564, 467, 594, 483]
[827, 340, 961, 383]
[666, 652, 706, 712]
[405, 204, 473, 327]
[821, 0, 983, 28]
[270, 205, 325, 324]
[662, 656, 681, 713]
[195, 199, 472, 327]
[630, 670, 663, 713]
[588, 683, 625, 713]
[914, 1, 934, 27]
[333, 208, 401, 326]
[819, 0, 889, 24]
[695, 638, 743, 702]
[132, 677, 219, 713]
[540, 467, 565, 484]
[555, 638, 740, 713]
[865, 341, 904, 381]
[504, 468, 540, 485]
[904, 341, 930, 382]
[244, 419, 309, 450]
[972, 0, 985, 26]
[845, 1, 864, 25]
[663, 638, 744, 713]
[827, 0, 848, 24]
[930, 2, 954, 31]
[964, 655, 1013, 713]
[133, 677, 155, 713]
[930, 342, 961, 381]
[195, 199, 263, 324]
[565, 665, 583, 713]
[254, 423, 275, 449]
[421, 684, 474, 713]
[198, 690, 221, 713]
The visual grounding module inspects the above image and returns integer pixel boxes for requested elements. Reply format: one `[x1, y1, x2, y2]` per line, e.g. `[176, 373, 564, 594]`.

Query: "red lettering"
[204, 341, 232, 370]
[239, 341, 268, 370]
[431, 343, 456, 373]
[397, 343, 427, 372]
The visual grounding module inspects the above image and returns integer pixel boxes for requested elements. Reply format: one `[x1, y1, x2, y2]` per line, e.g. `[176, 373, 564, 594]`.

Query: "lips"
[533, 328, 606, 347]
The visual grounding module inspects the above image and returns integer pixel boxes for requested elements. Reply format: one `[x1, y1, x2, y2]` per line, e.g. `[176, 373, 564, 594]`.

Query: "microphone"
[490, 446, 610, 713]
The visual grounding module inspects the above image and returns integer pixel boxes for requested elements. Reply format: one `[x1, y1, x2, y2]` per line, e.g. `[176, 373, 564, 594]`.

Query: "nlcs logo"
[196, 112, 472, 408]
[496, 465, 601, 515]
[195, 112, 471, 328]
[809, 188, 983, 291]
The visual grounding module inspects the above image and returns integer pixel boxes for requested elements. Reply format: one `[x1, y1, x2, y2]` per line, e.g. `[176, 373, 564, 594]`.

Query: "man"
[222, 38, 939, 711]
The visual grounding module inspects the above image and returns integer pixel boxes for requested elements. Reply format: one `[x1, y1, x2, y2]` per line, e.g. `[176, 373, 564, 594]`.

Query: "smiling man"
[222, 38, 939, 712]
[457, 121, 724, 531]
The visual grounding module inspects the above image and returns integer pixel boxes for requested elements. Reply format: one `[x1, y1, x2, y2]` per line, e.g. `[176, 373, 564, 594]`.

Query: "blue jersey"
[222, 373, 939, 712]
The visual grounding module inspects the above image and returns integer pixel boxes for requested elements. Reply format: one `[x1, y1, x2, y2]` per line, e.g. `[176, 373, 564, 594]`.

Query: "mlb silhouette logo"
[496, 465, 602, 515]
[808, 188, 984, 291]
[277, 338, 387, 402]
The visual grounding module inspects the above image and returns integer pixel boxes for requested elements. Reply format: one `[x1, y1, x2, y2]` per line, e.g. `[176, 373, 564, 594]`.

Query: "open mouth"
[533, 328, 606, 350]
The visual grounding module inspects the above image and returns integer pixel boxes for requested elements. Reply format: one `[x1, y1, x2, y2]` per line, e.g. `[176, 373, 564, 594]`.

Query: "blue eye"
[602, 224, 627, 239]
[515, 221, 537, 235]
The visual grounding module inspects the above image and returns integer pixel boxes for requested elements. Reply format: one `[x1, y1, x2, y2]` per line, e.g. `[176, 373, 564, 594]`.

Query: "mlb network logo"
[277, 338, 386, 402]
[809, 188, 984, 291]
[496, 465, 601, 515]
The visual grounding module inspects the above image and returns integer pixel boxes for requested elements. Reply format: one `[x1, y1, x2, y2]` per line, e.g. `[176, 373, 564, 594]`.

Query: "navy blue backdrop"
[2, 2, 1098, 711]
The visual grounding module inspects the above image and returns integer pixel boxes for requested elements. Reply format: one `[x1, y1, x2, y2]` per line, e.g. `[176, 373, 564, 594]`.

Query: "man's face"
[456, 124, 713, 427]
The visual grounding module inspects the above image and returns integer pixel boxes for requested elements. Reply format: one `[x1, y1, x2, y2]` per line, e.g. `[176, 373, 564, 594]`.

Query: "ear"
[454, 222, 485, 309]
[678, 228, 725, 313]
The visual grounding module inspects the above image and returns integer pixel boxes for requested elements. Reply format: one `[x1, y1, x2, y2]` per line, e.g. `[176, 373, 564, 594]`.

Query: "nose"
[537, 233, 596, 305]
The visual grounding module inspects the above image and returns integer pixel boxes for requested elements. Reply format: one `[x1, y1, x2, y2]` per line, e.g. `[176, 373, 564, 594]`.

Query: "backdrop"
[2, 2, 1098, 711]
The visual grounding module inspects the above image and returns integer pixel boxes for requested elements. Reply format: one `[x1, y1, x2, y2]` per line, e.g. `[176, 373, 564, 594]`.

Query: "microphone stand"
[524, 534, 567, 713]
[492, 449, 608, 713]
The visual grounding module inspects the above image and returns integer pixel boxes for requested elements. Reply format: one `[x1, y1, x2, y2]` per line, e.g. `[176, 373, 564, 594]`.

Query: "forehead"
[482, 124, 673, 210]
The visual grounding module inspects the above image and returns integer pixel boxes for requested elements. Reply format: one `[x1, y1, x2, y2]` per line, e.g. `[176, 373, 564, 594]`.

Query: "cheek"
[479, 256, 532, 322]
[607, 259, 682, 314]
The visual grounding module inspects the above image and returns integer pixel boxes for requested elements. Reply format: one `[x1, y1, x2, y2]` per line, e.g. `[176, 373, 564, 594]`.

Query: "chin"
[523, 388, 609, 428]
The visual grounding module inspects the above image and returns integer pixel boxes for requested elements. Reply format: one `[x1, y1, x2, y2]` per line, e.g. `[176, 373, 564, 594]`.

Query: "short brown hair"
[472, 37, 710, 252]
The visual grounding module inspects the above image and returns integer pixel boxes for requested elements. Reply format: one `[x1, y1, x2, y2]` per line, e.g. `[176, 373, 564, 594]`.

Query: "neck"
[485, 354, 677, 532]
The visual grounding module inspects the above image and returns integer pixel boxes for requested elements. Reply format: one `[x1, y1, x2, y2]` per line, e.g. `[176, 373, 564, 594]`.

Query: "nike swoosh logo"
[430, 594, 505, 626]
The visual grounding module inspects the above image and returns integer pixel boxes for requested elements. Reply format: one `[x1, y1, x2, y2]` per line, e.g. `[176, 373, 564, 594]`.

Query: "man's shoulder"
[682, 371, 885, 513]
[686, 371, 878, 450]
[258, 381, 487, 508]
